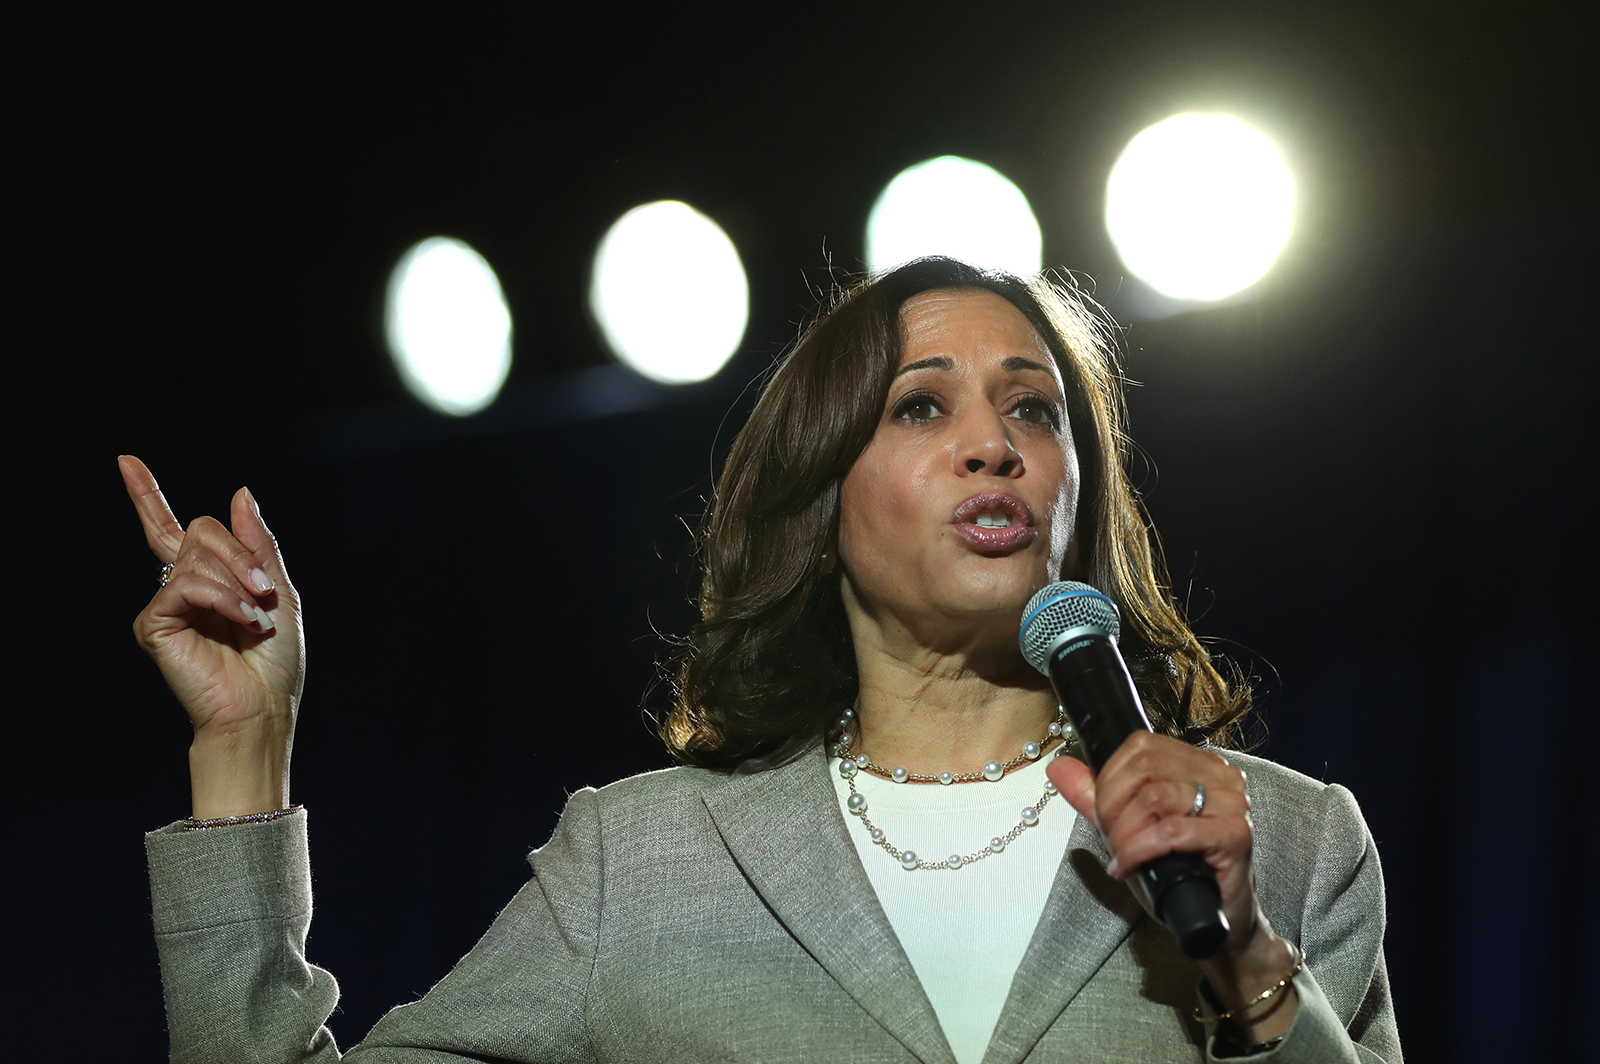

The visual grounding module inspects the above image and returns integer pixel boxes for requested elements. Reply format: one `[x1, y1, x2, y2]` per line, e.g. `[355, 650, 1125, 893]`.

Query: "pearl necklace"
[829, 706, 1078, 871]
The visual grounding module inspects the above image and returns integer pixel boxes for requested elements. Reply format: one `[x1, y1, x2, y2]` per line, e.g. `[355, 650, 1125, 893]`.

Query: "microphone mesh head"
[1018, 581, 1121, 674]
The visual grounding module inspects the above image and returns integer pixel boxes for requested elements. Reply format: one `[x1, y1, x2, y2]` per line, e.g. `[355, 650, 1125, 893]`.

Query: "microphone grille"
[1018, 581, 1121, 673]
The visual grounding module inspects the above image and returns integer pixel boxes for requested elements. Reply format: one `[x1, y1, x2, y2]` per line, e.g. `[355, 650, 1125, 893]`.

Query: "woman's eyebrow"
[894, 356, 954, 378]
[892, 354, 1055, 378]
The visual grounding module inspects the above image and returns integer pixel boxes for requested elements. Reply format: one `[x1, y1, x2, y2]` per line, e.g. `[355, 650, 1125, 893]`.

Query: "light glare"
[590, 201, 749, 384]
[866, 156, 1042, 276]
[1105, 114, 1294, 300]
[385, 237, 513, 416]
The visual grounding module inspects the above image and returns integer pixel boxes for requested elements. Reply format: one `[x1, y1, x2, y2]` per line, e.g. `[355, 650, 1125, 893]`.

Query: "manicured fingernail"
[257, 609, 276, 633]
[1105, 857, 1122, 878]
[240, 601, 260, 625]
[246, 488, 262, 520]
[249, 567, 274, 593]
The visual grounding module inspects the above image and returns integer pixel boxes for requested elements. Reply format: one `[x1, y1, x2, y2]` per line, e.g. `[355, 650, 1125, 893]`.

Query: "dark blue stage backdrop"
[6, 218, 1595, 1062]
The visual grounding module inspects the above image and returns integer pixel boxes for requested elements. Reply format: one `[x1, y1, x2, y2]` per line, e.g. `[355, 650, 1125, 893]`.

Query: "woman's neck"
[849, 638, 1059, 776]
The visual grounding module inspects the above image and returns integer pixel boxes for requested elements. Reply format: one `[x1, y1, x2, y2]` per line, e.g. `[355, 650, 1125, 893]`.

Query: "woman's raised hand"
[120, 455, 305, 819]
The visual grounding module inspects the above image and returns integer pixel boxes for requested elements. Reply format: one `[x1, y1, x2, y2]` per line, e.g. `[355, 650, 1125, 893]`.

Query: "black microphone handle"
[1046, 637, 1231, 959]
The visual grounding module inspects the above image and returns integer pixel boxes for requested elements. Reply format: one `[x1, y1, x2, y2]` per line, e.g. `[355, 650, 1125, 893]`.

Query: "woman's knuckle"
[1126, 731, 1156, 756]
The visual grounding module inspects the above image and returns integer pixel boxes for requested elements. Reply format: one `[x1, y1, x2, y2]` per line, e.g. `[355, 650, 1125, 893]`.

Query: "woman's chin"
[930, 567, 1050, 628]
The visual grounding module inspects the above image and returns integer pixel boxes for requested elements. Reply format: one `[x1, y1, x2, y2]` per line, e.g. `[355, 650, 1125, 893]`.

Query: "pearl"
[854, 754, 869, 768]
[938, 772, 954, 785]
[841, 707, 854, 719]
[948, 854, 963, 869]
[983, 761, 1004, 781]
[1062, 722, 1075, 738]
[989, 837, 1005, 852]
[1023, 742, 1041, 759]
[891, 766, 908, 783]
[847, 793, 867, 814]
[900, 851, 919, 870]
[838, 759, 857, 778]
[1020, 806, 1039, 826]
[1054, 744, 1070, 757]
[1047, 720, 1063, 737]
[869, 827, 885, 843]
[1044, 779, 1058, 795]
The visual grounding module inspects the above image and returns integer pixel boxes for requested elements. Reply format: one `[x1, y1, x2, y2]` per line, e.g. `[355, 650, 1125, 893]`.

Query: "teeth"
[974, 513, 1012, 528]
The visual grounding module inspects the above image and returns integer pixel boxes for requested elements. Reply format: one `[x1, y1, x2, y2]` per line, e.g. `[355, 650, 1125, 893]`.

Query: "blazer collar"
[702, 743, 958, 1064]
[702, 743, 1146, 1064]
[979, 811, 1145, 1064]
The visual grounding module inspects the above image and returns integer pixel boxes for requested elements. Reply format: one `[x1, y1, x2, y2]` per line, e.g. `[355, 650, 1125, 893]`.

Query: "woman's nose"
[955, 409, 1023, 478]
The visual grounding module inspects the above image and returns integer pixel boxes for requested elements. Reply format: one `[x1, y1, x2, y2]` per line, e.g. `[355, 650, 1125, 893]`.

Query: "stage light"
[589, 201, 748, 384]
[1105, 114, 1294, 301]
[866, 156, 1042, 276]
[384, 237, 513, 416]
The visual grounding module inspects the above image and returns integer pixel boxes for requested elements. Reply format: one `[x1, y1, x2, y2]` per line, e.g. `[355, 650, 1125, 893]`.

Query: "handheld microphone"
[1020, 581, 1229, 959]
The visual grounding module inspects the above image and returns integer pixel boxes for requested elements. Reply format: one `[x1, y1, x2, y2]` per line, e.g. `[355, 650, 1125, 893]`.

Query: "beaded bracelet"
[1192, 943, 1305, 1025]
[184, 805, 303, 831]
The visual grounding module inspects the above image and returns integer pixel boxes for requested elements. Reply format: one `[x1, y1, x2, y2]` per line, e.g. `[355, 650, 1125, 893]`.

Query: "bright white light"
[384, 237, 513, 416]
[866, 156, 1042, 276]
[590, 201, 748, 384]
[1105, 114, 1294, 301]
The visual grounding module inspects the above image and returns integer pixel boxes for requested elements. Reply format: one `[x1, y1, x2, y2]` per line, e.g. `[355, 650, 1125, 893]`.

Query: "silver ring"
[158, 562, 175, 588]
[1188, 782, 1206, 817]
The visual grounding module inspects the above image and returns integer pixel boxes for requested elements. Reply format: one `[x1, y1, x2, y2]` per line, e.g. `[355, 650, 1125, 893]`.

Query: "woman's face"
[837, 288, 1080, 647]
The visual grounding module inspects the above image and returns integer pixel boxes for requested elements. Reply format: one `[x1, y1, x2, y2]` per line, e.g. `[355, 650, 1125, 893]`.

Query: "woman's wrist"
[1196, 930, 1301, 1044]
[188, 721, 291, 820]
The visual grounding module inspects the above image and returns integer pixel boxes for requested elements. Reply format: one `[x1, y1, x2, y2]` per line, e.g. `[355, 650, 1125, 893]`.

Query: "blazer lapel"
[702, 744, 958, 1064]
[979, 814, 1146, 1064]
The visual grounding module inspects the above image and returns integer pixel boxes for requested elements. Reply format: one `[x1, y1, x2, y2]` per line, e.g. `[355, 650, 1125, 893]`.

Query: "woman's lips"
[950, 493, 1037, 554]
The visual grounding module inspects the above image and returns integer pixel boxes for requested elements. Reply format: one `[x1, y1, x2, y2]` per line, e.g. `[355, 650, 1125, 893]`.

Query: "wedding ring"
[1188, 781, 1206, 817]
[159, 562, 175, 588]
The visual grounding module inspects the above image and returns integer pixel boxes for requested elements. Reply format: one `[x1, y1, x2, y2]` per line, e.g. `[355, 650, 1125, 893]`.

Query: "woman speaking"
[127, 257, 1399, 1061]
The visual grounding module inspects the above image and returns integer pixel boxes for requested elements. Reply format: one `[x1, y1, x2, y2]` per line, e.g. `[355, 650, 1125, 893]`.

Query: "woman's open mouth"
[950, 493, 1037, 553]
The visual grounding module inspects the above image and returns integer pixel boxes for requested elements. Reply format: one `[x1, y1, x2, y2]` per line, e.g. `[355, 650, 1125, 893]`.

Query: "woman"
[129, 257, 1399, 1061]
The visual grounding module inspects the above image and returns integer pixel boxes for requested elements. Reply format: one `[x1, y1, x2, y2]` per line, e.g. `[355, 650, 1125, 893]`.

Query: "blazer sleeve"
[1206, 782, 1402, 1064]
[146, 793, 604, 1063]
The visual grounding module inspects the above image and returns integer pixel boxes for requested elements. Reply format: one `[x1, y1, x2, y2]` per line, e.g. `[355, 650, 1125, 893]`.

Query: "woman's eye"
[893, 394, 942, 421]
[1010, 397, 1060, 426]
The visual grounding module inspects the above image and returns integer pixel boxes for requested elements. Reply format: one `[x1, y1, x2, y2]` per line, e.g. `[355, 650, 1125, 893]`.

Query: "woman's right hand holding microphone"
[120, 455, 305, 820]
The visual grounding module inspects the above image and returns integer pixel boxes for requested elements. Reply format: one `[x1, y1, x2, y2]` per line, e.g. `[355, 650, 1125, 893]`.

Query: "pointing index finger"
[118, 454, 185, 563]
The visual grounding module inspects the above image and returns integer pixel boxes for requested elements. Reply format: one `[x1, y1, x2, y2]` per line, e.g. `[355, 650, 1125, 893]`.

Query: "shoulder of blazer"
[1211, 748, 1372, 862]
[1207, 748, 1381, 948]
[565, 748, 821, 847]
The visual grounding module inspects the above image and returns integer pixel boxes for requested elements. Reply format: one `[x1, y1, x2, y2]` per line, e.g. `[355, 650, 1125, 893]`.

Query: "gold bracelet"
[185, 805, 303, 831]
[1193, 943, 1305, 1025]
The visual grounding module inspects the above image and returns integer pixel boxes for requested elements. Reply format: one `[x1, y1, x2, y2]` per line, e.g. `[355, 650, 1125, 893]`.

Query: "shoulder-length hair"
[661, 257, 1250, 770]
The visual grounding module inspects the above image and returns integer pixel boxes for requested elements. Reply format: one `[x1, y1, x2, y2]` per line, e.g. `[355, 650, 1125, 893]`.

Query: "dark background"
[5, 3, 1595, 1060]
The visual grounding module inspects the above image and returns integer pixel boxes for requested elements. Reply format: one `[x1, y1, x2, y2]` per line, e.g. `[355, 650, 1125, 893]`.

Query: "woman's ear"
[818, 527, 839, 574]
[818, 500, 841, 575]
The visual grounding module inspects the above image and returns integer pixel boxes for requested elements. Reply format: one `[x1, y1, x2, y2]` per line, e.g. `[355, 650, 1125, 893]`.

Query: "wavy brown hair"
[661, 257, 1250, 770]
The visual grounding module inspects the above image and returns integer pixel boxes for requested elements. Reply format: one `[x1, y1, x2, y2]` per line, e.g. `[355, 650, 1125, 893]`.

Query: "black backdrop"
[6, 4, 1597, 1061]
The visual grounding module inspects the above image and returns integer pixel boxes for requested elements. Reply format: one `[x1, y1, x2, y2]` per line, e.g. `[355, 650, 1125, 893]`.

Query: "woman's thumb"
[1046, 754, 1098, 829]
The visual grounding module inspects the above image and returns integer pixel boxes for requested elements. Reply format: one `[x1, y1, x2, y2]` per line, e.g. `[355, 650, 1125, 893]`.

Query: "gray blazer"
[147, 745, 1400, 1063]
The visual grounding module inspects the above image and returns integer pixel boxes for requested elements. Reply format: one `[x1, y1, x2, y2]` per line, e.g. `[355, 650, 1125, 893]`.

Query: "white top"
[830, 752, 1079, 1064]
